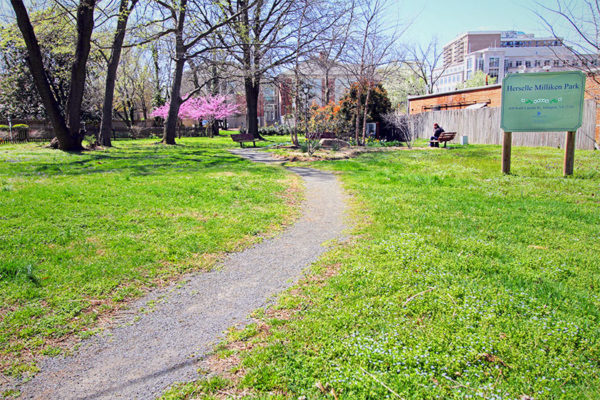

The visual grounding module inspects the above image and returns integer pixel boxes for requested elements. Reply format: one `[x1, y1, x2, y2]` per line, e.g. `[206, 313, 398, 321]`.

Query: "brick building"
[408, 84, 502, 114]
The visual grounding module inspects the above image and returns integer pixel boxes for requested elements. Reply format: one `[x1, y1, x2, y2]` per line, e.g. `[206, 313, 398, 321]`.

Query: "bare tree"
[404, 37, 447, 94]
[150, 0, 249, 145]
[285, 0, 349, 145]
[287, 0, 354, 146]
[342, 0, 402, 145]
[113, 47, 154, 128]
[382, 110, 422, 148]
[535, 1, 600, 97]
[9, 0, 96, 151]
[97, 0, 139, 147]
[217, 0, 339, 139]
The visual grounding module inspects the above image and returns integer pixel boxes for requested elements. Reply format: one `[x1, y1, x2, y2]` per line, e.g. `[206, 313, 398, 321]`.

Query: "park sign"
[501, 71, 586, 132]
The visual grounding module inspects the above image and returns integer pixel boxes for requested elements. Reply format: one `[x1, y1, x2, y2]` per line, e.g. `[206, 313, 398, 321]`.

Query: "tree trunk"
[292, 87, 300, 146]
[162, 0, 187, 145]
[245, 77, 260, 139]
[354, 85, 363, 146]
[324, 72, 331, 105]
[66, 0, 96, 140]
[162, 56, 184, 144]
[361, 85, 371, 145]
[292, 76, 300, 146]
[99, 0, 137, 147]
[10, 0, 81, 151]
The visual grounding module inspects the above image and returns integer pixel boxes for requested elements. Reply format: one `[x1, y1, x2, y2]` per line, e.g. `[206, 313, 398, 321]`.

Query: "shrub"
[0, 123, 29, 140]
[258, 124, 293, 136]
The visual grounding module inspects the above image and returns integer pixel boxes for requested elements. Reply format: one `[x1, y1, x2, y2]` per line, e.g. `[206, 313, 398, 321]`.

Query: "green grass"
[0, 134, 297, 377]
[175, 144, 600, 399]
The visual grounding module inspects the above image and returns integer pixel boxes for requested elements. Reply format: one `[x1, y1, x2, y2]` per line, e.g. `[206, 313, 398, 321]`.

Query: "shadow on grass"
[23, 148, 255, 178]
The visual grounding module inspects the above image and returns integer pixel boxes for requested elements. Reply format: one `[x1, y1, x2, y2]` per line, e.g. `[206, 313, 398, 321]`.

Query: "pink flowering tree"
[151, 95, 240, 137]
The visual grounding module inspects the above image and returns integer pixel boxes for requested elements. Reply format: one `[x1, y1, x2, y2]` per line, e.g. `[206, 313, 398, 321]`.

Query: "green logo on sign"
[500, 71, 586, 132]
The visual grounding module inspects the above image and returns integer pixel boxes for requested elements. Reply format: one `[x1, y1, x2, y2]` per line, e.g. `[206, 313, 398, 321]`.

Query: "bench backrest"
[231, 133, 254, 141]
[438, 132, 456, 140]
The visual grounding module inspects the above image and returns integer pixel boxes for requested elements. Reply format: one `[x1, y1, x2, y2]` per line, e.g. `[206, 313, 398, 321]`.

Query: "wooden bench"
[430, 131, 457, 148]
[230, 133, 256, 148]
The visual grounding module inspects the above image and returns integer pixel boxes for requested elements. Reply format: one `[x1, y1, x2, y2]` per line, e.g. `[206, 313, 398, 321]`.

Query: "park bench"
[230, 133, 256, 148]
[430, 131, 457, 148]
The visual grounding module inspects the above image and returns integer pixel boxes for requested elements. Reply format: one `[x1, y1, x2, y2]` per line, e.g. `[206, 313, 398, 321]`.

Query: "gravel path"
[16, 148, 347, 400]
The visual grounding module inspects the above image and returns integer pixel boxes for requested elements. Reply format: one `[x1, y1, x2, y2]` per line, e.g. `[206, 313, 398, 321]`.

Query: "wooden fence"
[0, 125, 214, 144]
[411, 99, 597, 150]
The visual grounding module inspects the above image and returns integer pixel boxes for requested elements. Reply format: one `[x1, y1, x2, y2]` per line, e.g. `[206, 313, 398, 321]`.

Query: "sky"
[387, 0, 586, 50]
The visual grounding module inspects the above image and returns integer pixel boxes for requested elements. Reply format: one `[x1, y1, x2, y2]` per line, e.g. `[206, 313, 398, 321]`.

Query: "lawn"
[0, 134, 297, 377]
[168, 144, 600, 399]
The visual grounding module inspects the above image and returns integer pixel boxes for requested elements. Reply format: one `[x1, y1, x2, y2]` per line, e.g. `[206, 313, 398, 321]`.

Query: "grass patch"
[179, 144, 600, 399]
[0, 135, 298, 377]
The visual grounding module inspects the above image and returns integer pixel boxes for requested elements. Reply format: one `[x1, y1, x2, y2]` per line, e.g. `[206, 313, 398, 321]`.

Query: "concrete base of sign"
[460, 135, 468, 145]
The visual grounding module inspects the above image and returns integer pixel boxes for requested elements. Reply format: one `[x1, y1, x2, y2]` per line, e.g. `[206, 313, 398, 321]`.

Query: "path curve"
[17, 148, 347, 400]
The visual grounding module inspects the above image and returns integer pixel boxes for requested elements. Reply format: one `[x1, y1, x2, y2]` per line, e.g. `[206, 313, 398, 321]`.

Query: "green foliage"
[0, 124, 29, 133]
[161, 376, 230, 400]
[339, 82, 392, 127]
[457, 70, 498, 89]
[0, 9, 103, 121]
[383, 63, 427, 110]
[0, 10, 74, 119]
[0, 136, 297, 376]
[231, 145, 600, 399]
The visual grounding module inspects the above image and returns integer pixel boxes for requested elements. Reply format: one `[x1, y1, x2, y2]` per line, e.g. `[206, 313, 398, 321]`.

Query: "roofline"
[408, 84, 502, 101]
[444, 31, 504, 47]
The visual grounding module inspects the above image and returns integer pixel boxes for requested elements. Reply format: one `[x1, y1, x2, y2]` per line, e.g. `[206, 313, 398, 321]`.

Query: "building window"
[544, 60, 551, 66]
[525, 61, 531, 68]
[477, 58, 484, 71]
[534, 60, 541, 67]
[489, 57, 500, 68]
[506, 61, 513, 68]
[265, 104, 276, 121]
[263, 86, 275, 102]
[489, 68, 499, 78]
[516, 60, 522, 67]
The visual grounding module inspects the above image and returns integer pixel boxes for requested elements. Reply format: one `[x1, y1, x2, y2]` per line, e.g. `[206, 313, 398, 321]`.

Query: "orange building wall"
[409, 86, 502, 114]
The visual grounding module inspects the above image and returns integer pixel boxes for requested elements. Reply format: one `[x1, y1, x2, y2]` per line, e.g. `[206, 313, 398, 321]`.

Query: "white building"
[433, 31, 596, 93]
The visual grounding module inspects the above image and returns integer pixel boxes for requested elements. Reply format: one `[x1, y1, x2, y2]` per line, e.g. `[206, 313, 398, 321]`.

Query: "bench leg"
[253, 141, 256, 147]
[443, 141, 447, 148]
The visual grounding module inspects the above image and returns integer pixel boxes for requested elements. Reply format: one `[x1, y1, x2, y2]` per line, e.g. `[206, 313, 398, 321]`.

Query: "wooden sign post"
[563, 131, 576, 176]
[500, 71, 586, 176]
[502, 131, 512, 174]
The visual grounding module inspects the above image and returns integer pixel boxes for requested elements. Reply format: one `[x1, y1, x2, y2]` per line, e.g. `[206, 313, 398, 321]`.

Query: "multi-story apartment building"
[434, 30, 596, 93]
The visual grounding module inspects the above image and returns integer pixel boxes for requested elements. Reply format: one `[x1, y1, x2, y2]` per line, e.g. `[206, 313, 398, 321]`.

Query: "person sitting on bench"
[430, 123, 444, 147]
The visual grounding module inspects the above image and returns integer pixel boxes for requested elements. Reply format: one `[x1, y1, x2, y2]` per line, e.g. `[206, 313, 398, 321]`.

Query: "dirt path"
[16, 149, 347, 400]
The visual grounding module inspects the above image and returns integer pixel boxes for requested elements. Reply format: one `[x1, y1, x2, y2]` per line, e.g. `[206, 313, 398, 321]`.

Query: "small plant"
[84, 135, 97, 147]
[0, 262, 39, 285]
[299, 141, 309, 153]
[307, 139, 320, 156]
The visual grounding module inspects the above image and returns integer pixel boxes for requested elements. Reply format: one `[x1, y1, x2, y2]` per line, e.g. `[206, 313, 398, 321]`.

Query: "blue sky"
[388, 0, 585, 49]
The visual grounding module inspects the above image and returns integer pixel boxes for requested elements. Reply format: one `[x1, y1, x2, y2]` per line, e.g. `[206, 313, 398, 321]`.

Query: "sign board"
[501, 71, 586, 132]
